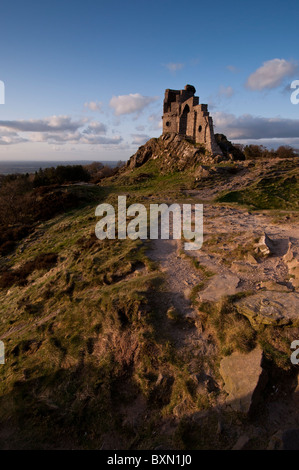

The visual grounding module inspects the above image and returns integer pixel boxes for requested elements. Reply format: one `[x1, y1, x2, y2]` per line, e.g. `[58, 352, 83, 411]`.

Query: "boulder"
[198, 273, 240, 302]
[283, 241, 299, 290]
[219, 346, 267, 414]
[235, 291, 299, 327]
[260, 280, 290, 292]
[196, 165, 212, 178]
[126, 140, 155, 169]
[256, 232, 276, 256]
[246, 253, 258, 265]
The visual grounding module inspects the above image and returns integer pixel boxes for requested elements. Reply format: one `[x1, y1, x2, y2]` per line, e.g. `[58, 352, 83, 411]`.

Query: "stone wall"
[162, 84, 223, 155]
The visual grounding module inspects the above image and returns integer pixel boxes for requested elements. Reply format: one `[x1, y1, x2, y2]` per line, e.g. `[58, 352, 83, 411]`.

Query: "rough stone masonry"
[162, 84, 223, 155]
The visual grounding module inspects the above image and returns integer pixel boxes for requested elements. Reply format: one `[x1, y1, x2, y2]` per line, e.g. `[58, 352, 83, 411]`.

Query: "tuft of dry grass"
[198, 295, 256, 356]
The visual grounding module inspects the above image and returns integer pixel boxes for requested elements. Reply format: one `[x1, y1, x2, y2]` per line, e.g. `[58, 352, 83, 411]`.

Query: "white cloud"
[246, 59, 298, 90]
[164, 62, 184, 73]
[214, 111, 299, 140]
[28, 131, 82, 144]
[84, 101, 102, 111]
[109, 93, 158, 116]
[80, 135, 123, 145]
[0, 131, 27, 145]
[0, 127, 27, 145]
[0, 115, 123, 146]
[83, 121, 107, 135]
[0, 116, 87, 132]
[28, 131, 123, 146]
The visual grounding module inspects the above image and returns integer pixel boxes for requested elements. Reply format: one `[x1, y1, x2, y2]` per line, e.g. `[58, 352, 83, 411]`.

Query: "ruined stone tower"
[162, 84, 222, 155]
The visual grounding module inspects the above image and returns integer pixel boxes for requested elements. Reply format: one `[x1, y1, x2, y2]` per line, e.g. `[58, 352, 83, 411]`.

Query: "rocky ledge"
[125, 133, 244, 172]
[236, 291, 299, 327]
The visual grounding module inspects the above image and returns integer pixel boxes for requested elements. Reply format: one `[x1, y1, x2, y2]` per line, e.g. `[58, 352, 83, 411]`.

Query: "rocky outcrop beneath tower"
[126, 134, 220, 173]
[125, 133, 242, 173]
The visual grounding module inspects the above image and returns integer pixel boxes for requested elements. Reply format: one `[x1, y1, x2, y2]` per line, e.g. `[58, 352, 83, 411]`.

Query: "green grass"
[0, 187, 217, 449]
[216, 162, 299, 210]
[103, 158, 196, 199]
[197, 296, 257, 356]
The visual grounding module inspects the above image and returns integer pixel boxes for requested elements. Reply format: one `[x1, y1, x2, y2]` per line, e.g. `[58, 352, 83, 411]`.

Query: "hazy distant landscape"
[0, 160, 123, 175]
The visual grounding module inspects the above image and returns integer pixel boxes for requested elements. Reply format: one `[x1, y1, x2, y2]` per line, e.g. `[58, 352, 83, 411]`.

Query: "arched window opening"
[179, 104, 190, 135]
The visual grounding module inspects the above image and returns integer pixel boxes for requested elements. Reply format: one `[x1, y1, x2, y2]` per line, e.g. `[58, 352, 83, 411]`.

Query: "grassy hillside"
[216, 159, 299, 210]
[0, 184, 220, 449]
[0, 154, 298, 449]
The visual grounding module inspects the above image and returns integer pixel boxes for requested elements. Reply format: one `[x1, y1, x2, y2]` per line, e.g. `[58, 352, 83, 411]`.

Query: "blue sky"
[0, 0, 298, 161]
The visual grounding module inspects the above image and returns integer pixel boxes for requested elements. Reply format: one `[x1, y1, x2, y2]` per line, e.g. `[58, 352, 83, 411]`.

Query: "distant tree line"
[235, 144, 299, 160]
[32, 165, 90, 186]
[31, 161, 124, 186]
[0, 161, 125, 189]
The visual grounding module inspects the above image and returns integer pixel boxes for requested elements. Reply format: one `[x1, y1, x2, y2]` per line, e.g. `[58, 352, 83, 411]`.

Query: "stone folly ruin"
[162, 84, 222, 155]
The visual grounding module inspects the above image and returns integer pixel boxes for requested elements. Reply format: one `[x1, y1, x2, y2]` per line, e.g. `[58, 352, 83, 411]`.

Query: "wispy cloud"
[0, 129, 28, 145]
[109, 93, 158, 116]
[218, 85, 234, 98]
[83, 121, 107, 135]
[84, 101, 102, 111]
[0, 116, 123, 146]
[80, 135, 123, 145]
[246, 59, 298, 90]
[29, 131, 123, 146]
[164, 62, 184, 73]
[0, 116, 87, 133]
